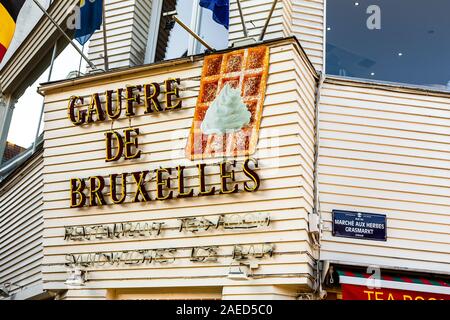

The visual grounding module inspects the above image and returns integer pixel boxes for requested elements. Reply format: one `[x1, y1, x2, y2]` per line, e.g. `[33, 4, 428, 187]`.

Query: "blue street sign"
[332, 210, 387, 241]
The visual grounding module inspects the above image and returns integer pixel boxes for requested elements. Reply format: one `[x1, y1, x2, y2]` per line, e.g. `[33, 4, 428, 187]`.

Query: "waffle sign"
[186, 46, 270, 160]
[67, 49, 268, 209]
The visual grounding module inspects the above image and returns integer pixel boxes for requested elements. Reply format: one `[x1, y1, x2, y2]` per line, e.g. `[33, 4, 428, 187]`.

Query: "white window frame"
[144, 0, 209, 64]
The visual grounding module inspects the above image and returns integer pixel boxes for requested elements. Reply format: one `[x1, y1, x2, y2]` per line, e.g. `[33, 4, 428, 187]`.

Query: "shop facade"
[39, 37, 318, 300]
[0, 0, 449, 300]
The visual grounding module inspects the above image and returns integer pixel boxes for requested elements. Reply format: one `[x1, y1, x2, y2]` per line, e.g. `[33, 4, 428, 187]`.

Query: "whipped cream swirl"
[201, 84, 251, 135]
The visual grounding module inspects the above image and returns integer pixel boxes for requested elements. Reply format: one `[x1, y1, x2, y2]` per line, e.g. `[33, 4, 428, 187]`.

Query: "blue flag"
[75, 0, 104, 45]
[200, 0, 229, 30]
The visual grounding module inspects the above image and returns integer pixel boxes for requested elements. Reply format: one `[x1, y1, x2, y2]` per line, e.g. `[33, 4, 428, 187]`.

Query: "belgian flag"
[0, 0, 26, 63]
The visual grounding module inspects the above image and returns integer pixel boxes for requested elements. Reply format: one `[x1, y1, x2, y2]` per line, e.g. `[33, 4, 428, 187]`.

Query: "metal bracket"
[163, 11, 214, 52]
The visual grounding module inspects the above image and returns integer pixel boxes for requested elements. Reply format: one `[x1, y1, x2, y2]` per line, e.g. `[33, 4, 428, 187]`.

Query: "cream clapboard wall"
[229, 0, 285, 43]
[40, 39, 318, 299]
[88, 0, 325, 72]
[287, 0, 324, 72]
[318, 78, 450, 273]
[0, 151, 44, 299]
[88, 0, 152, 70]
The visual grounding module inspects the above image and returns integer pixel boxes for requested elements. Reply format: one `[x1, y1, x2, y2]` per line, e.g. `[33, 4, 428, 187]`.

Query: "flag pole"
[31, 0, 97, 70]
[102, 0, 109, 71]
[164, 11, 214, 51]
[78, 44, 85, 76]
[259, 0, 279, 41]
[236, 0, 248, 38]
[32, 42, 58, 154]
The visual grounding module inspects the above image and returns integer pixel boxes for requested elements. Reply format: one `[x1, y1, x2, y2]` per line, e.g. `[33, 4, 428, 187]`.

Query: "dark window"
[326, 0, 450, 89]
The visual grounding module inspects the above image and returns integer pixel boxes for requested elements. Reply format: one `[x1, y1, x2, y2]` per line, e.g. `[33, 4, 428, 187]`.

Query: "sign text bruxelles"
[67, 78, 261, 208]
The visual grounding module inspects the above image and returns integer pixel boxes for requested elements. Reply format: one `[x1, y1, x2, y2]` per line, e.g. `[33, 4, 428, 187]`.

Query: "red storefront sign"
[342, 284, 450, 300]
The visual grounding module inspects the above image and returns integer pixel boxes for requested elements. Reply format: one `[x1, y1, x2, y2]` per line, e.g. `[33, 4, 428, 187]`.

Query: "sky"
[7, 45, 87, 148]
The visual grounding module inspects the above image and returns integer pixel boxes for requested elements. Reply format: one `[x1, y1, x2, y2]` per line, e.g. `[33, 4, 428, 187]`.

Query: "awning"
[337, 269, 450, 300]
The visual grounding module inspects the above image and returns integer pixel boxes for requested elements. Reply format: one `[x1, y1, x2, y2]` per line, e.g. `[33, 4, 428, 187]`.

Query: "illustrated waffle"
[186, 46, 270, 160]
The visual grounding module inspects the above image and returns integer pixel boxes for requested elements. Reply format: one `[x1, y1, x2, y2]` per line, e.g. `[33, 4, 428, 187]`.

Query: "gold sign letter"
[197, 163, 215, 196]
[219, 161, 239, 194]
[110, 173, 127, 204]
[86, 93, 105, 123]
[144, 83, 162, 113]
[124, 128, 141, 160]
[105, 131, 124, 162]
[70, 178, 86, 208]
[68, 96, 86, 126]
[132, 171, 151, 202]
[165, 78, 182, 110]
[156, 168, 174, 200]
[125, 85, 142, 117]
[90, 176, 107, 207]
[105, 89, 123, 120]
[177, 166, 194, 198]
[243, 158, 260, 192]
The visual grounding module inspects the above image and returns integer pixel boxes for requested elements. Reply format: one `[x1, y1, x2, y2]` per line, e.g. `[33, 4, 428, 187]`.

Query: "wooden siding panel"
[88, 0, 152, 70]
[0, 153, 44, 299]
[318, 79, 450, 273]
[41, 41, 318, 294]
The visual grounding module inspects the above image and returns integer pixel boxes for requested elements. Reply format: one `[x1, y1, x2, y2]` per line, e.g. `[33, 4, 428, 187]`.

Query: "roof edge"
[0, 137, 43, 188]
[38, 37, 319, 94]
[325, 75, 450, 99]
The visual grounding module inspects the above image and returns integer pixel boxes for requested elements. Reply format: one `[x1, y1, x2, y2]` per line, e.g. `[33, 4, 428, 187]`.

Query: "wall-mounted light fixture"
[65, 268, 88, 287]
[0, 287, 10, 298]
[0, 283, 22, 298]
[227, 263, 250, 281]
